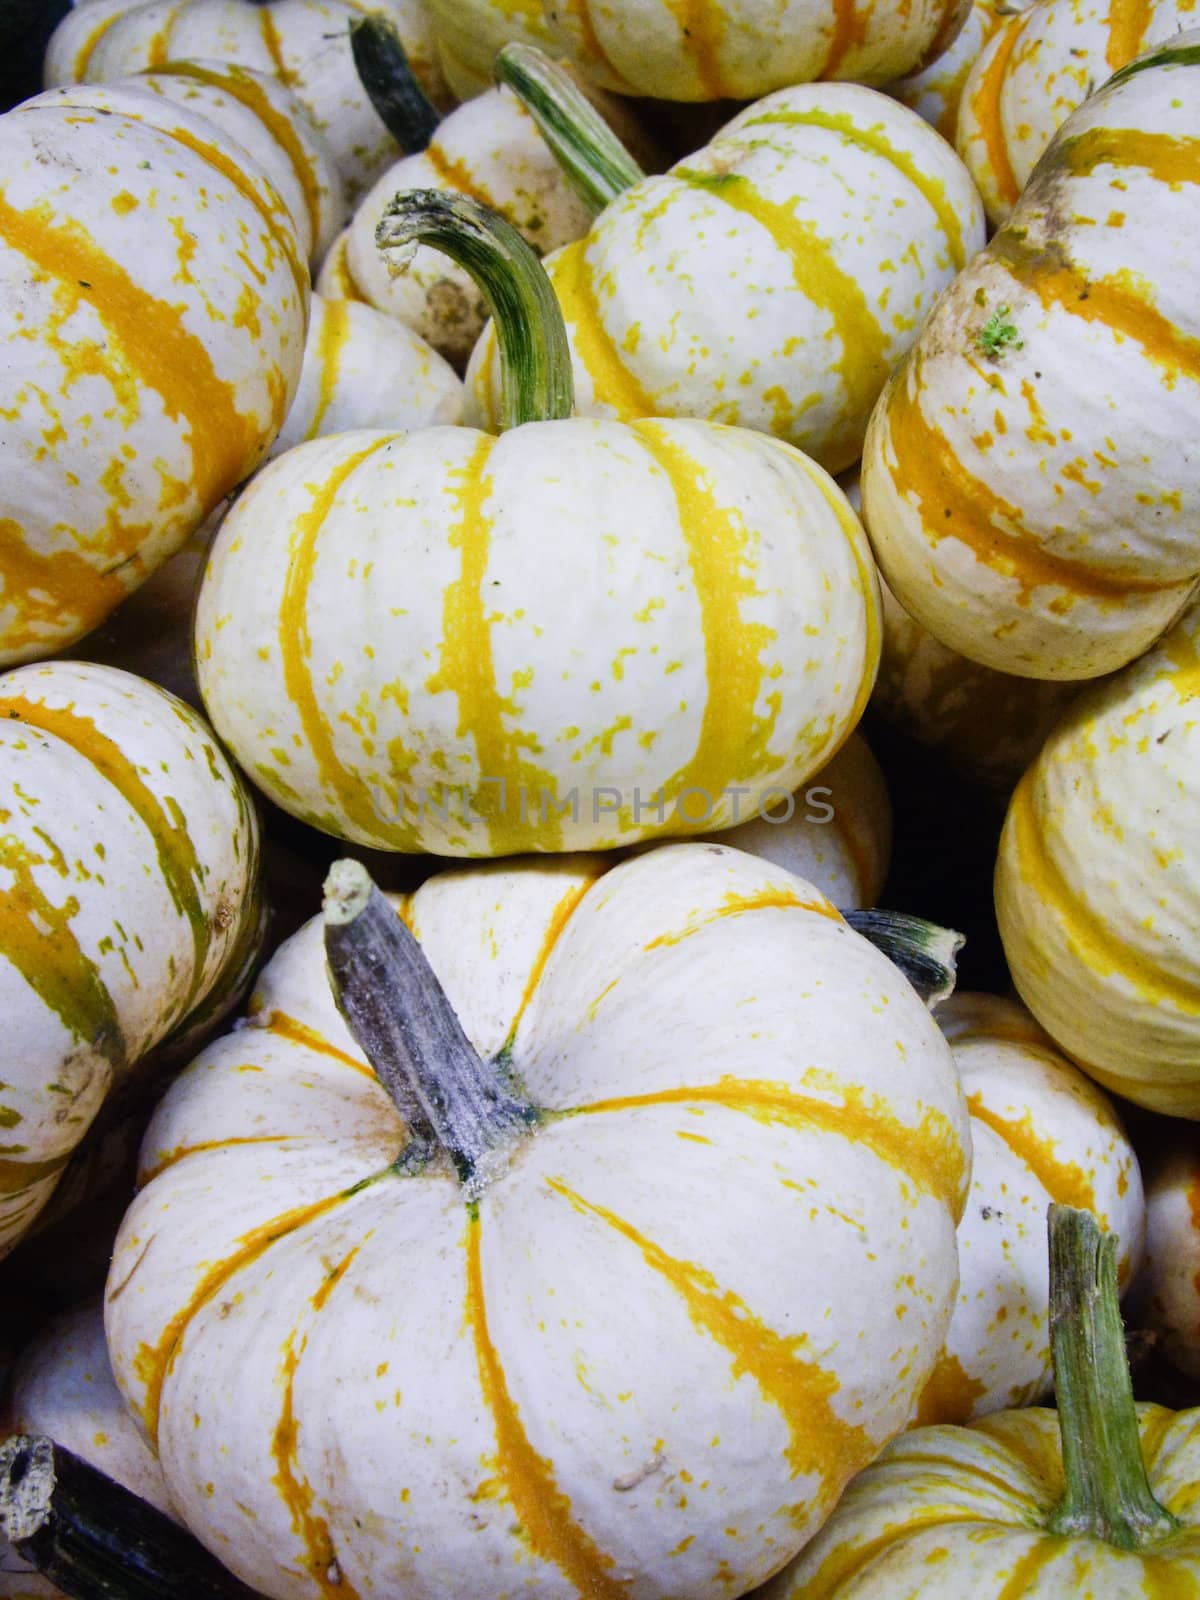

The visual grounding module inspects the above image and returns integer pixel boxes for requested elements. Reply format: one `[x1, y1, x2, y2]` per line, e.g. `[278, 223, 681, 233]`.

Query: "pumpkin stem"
[323, 860, 539, 1196]
[0, 1435, 261, 1598]
[1047, 1205, 1180, 1548]
[376, 189, 574, 429]
[842, 910, 962, 1008]
[493, 43, 644, 216]
[350, 14, 441, 155]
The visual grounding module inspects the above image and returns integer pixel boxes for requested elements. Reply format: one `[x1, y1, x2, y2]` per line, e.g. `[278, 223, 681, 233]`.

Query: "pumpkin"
[535, 0, 973, 101]
[859, 33, 1200, 682]
[120, 59, 348, 269]
[42, 0, 452, 200]
[705, 732, 892, 910]
[104, 843, 970, 1598]
[913, 992, 1143, 1426]
[0, 660, 263, 1259]
[762, 1206, 1200, 1598]
[467, 67, 985, 476]
[0, 1303, 174, 1600]
[995, 594, 1200, 1116]
[1131, 1141, 1200, 1381]
[886, 0, 1034, 147]
[195, 191, 882, 856]
[957, 0, 1194, 226]
[427, 0, 555, 100]
[0, 76, 308, 665]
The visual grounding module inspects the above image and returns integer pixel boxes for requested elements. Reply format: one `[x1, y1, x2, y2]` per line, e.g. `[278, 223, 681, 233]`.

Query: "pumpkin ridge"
[464, 1206, 628, 1596]
[804, 461, 881, 731]
[733, 106, 969, 271]
[256, 1012, 378, 1079]
[553, 239, 657, 420]
[276, 434, 404, 846]
[660, 0, 728, 97]
[305, 299, 354, 441]
[139, 1134, 307, 1187]
[505, 872, 605, 1044]
[567, 1078, 967, 1208]
[257, 7, 296, 89]
[671, 168, 890, 448]
[59, 4, 126, 81]
[0, 693, 213, 1020]
[639, 887, 841, 949]
[542, 1175, 878, 1508]
[558, 0, 628, 89]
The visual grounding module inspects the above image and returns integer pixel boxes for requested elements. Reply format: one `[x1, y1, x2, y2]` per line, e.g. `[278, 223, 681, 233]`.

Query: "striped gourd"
[427, 0, 555, 99]
[467, 82, 985, 475]
[0, 78, 308, 666]
[995, 596, 1200, 1115]
[958, 0, 1195, 225]
[1133, 1142, 1200, 1380]
[887, 0, 1034, 147]
[538, 0, 973, 100]
[0, 662, 262, 1259]
[914, 993, 1143, 1426]
[860, 34, 1200, 681]
[764, 1209, 1200, 1600]
[196, 193, 881, 857]
[42, 0, 451, 201]
[105, 844, 969, 1599]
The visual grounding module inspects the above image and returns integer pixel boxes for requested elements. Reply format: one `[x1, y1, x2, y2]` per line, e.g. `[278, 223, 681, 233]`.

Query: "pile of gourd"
[0, 0, 1198, 1595]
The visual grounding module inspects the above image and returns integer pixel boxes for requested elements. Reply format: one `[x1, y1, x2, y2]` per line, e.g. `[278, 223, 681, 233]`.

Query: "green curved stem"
[375, 189, 574, 428]
[842, 910, 962, 1009]
[323, 860, 539, 1197]
[494, 42, 644, 216]
[351, 13, 441, 154]
[1047, 1206, 1180, 1549]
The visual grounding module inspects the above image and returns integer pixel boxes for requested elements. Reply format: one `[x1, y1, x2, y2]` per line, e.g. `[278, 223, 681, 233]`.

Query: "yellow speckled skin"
[0, 1303, 174, 1600]
[428, 0, 555, 99]
[957, 0, 1196, 226]
[43, 0, 451, 202]
[1133, 1141, 1200, 1381]
[0, 79, 308, 666]
[860, 37, 1200, 681]
[194, 417, 880, 856]
[467, 84, 985, 475]
[887, 0, 1034, 148]
[913, 993, 1143, 1426]
[760, 1404, 1200, 1597]
[104, 843, 970, 1600]
[0, 662, 261, 1258]
[540, 0, 971, 100]
[995, 596, 1200, 1115]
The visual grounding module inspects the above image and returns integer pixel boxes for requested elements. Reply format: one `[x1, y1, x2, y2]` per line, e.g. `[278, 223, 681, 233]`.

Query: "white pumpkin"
[859, 34, 1200, 681]
[913, 992, 1143, 1425]
[0, 661, 262, 1258]
[887, 0, 1034, 146]
[0, 1304, 174, 1600]
[427, 0, 554, 99]
[957, 0, 1195, 225]
[0, 77, 308, 665]
[106, 843, 971, 1599]
[995, 594, 1200, 1116]
[1132, 1141, 1200, 1380]
[42, 0, 452, 200]
[467, 83, 985, 475]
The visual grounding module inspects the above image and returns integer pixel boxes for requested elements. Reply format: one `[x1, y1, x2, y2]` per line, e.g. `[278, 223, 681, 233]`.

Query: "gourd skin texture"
[887, 0, 1034, 147]
[105, 844, 971, 1600]
[1135, 1143, 1200, 1380]
[0, 662, 261, 1258]
[0, 1304, 174, 1599]
[467, 85, 986, 476]
[541, 0, 972, 100]
[194, 418, 881, 856]
[0, 82, 307, 666]
[704, 732, 892, 909]
[338, 88, 595, 368]
[43, 0, 451, 201]
[995, 597, 1200, 1115]
[428, 0, 555, 99]
[913, 993, 1143, 1426]
[759, 1404, 1200, 1597]
[958, 0, 1195, 226]
[860, 40, 1200, 681]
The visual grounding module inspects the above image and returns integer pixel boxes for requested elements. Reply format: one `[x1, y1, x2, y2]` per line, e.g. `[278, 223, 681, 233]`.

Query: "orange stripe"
[261, 1013, 377, 1080]
[1104, 0, 1153, 72]
[505, 874, 603, 1043]
[967, 17, 1026, 210]
[662, 0, 727, 96]
[641, 886, 840, 949]
[965, 1092, 1099, 1214]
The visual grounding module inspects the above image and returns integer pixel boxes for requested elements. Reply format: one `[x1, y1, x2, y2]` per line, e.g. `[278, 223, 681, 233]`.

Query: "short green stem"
[1047, 1205, 1179, 1549]
[350, 14, 441, 154]
[376, 190, 574, 429]
[323, 860, 539, 1197]
[494, 43, 644, 216]
[0, 1436, 261, 1599]
[842, 910, 962, 1008]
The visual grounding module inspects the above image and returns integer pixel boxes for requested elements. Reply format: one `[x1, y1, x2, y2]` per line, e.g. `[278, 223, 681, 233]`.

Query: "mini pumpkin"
[1132, 1140, 1200, 1381]
[860, 33, 1200, 680]
[886, 0, 1033, 147]
[427, 0, 554, 98]
[0, 661, 262, 1258]
[105, 843, 970, 1598]
[995, 594, 1200, 1115]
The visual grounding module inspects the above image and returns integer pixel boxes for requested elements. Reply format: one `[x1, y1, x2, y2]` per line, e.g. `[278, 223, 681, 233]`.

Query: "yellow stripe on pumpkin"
[661, 0, 727, 97]
[965, 1091, 1099, 1214]
[965, 17, 1027, 211]
[305, 299, 354, 441]
[553, 240, 658, 420]
[1105, 0, 1154, 73]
